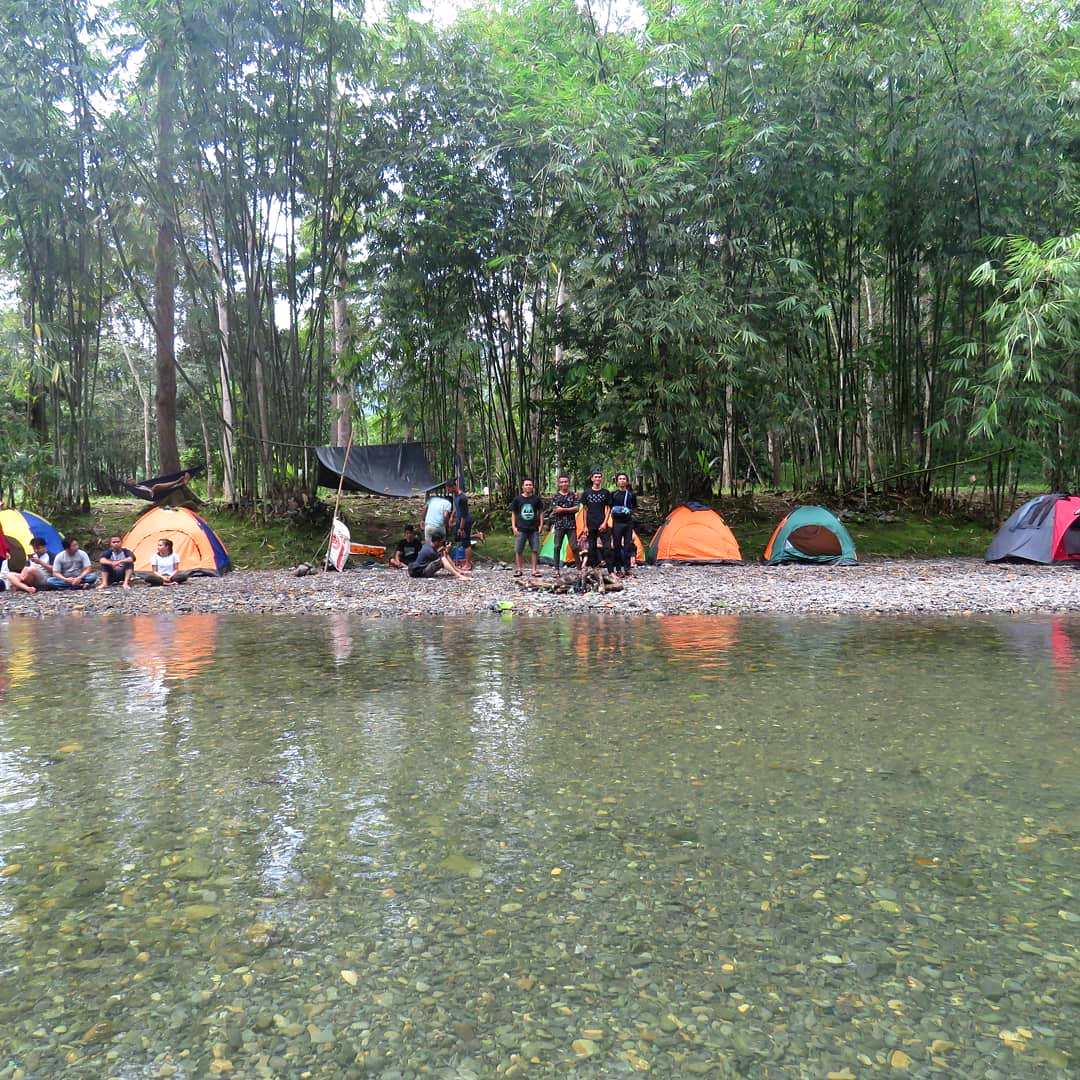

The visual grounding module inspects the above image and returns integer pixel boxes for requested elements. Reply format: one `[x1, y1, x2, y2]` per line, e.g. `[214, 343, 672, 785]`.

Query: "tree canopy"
[1, 0, 1076, 510]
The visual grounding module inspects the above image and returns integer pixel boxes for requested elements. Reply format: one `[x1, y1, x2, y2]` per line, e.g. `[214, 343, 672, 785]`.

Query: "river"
[0, 614, 1076, 1077]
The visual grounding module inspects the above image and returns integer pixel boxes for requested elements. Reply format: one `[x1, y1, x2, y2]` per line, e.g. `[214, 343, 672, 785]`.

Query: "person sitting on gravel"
[18, 537, 53, 591]
[408, 531, 467, 581]
[98, 535, 135, 589]
[389, 525, 422, 569]
[47, 538, 98, 590]
[143, 538, 190, 586]
[1, 556, 38, 596]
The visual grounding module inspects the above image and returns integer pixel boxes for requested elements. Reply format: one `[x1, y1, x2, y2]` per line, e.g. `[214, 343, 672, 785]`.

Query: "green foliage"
[0, 0, 1076, 509]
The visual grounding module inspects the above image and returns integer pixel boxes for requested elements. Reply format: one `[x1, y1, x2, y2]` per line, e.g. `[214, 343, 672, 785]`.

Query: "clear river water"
[0, 613, 1077, 1078]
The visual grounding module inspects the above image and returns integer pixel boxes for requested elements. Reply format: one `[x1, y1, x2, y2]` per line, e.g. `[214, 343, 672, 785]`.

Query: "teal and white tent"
[763, 505, 857, 565]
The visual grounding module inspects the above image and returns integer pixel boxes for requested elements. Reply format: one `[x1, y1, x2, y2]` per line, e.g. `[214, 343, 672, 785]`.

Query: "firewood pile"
[515, 566, 624, 595]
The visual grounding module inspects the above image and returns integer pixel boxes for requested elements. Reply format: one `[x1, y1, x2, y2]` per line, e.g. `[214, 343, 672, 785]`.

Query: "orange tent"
[123, 506, 231, 576]
[648, 503, 742, 563]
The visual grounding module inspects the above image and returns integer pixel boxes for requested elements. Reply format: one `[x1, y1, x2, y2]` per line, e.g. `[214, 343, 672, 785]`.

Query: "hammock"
[115, 464, 206, 502]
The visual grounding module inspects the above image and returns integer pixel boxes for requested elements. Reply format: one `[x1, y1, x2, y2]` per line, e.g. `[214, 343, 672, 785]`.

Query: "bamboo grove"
[0, 0, 1076, 510]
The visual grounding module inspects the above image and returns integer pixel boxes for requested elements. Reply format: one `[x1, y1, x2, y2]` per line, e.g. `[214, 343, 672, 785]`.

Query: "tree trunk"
[213, 251, 235, 502]
[551, 269, 567, 480]
[331, 247, 352, 446]
[154, 38, 180, 473]
[118, 336, 152, 478]
[767, 429, 782, 487]
[721, 381, 735, 494]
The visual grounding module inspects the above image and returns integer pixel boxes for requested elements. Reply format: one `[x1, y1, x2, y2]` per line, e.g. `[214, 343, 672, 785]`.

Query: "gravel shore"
[3, 558, 1078, 619]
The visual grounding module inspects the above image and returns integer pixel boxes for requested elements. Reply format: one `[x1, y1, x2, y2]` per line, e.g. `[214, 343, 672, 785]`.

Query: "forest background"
[0, 0, 1076, 517]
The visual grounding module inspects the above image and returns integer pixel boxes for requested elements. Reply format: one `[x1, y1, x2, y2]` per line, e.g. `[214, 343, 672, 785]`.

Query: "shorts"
[454, 521, 472, 545]
[514, 530, 540, 555]
[424, 525, 445, 544]
[409, 560, 441, 579]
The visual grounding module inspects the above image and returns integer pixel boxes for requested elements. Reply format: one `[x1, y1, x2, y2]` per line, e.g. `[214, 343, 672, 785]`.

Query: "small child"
[144, 538, 190, 586]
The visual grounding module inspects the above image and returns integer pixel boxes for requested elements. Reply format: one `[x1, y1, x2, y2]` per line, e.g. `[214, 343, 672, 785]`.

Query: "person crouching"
[408, 531, 467, 581]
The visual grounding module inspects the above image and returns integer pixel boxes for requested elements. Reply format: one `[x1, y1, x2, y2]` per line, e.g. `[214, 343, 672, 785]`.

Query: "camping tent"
[123, 506, 231, 576]
[648, 503, 742, 564]
[763, 505, 857, 565]
[0, 509, 64, 571]
[539, 504, 646, 566]
[315, 443, 443, 497]
[985, 493, 1080, 564]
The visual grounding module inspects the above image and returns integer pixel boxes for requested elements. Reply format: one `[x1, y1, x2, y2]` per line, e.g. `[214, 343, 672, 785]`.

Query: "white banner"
[327, 518, 351, 572]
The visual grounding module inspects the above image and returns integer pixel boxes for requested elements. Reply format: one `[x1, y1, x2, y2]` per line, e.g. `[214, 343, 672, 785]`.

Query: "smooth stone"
[173, 858, 212, 881]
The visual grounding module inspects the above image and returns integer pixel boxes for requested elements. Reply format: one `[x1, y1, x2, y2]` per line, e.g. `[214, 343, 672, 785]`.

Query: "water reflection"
[0, 612, 1077, 1077]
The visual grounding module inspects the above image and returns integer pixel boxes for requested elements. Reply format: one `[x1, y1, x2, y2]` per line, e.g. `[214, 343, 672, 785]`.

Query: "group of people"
[387, 481, 480, 581]
[387, 470, 639, 582]
[511, 470, 638, 578]
[1, 535, 190, 597]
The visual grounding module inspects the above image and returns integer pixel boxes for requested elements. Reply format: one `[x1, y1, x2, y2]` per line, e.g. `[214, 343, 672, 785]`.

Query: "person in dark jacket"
[610, 472, 638, 577]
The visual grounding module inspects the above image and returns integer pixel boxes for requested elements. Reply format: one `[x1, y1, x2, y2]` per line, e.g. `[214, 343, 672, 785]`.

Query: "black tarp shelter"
[315, 443, 444, 497]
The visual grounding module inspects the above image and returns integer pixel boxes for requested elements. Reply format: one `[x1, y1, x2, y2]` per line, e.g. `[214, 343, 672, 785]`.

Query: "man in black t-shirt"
[98, 536, 135, 589]
[580, 471, 611, 570]
[510, 478, 544, 577]
[548, 473, 580, 576]
[389, 525, 422, 569]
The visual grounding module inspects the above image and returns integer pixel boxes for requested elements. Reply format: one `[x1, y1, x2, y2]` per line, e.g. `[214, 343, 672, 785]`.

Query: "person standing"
[47, 538, 98, 590]
[580, 470, 611, 570]
[449, 481, 483, 571]
[510, 478, 544, 578]
[548, 473, 580, 578]
[610, 472, 638, 578]
[98, 535, 135, 589]
[423, 491, 453, 544]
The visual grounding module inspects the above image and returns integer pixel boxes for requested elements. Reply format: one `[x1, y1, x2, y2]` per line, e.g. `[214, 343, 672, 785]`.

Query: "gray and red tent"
[985, 494, 1080, 564]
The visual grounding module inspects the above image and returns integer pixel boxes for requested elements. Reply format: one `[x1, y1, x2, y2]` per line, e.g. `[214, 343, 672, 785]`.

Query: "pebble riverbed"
[2, 559, 1078, 620]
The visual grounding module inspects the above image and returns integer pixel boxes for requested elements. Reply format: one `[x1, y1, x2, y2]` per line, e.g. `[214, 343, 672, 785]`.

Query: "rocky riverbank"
[3, 559, 1078, 619]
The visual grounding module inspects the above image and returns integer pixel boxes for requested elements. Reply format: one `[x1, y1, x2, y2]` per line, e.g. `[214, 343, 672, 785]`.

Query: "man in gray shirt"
[47, 538, 98, 590]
